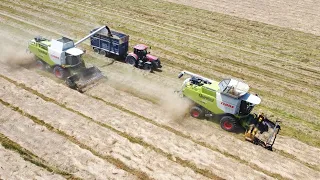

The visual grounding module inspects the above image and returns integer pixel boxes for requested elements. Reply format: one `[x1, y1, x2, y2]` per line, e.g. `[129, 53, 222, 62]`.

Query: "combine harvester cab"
[28, 26, 108, 92]
[177, 70, 281, 150]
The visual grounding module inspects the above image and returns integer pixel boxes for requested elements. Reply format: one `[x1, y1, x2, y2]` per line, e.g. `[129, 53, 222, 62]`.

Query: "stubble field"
[0, 0, 319, 179]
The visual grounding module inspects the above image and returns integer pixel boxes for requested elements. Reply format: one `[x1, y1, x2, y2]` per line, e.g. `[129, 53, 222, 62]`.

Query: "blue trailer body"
[90, 29, 129, 57]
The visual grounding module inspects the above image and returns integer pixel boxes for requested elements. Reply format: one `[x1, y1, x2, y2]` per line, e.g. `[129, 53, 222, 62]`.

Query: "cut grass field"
[0, 0, 319, 179]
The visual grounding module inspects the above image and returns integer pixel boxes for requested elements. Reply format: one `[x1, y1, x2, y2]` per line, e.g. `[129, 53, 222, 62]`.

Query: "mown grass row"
[0, 76, 152, 180]
[3, 0, 320, 99]
[5, 0, 319, 124]
[0, 74, 222, 179]
[0, 7, 319, 178]
[88, 95, 289, 180]
[0, 0, 318, 153]
[0, 105, 80, 180]
[0, 11, 316, 167]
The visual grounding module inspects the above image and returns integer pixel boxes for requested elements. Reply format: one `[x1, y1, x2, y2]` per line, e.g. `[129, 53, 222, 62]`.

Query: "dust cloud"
[106, 69, 193, 123]
[0, 37, 35, 69]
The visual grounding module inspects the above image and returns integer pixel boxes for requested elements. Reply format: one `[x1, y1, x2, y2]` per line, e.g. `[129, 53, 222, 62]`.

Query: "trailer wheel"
[53, 66, 67, 79]
[220, 116, 238, 132]
[190, 106, 204, 119]
[99, 50, 107, 56]
[93, 47, 100, 53]
[35, 60, 45, 70]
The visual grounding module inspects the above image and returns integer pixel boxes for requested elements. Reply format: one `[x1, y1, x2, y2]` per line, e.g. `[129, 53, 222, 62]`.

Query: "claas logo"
[221, 102, 234, 108]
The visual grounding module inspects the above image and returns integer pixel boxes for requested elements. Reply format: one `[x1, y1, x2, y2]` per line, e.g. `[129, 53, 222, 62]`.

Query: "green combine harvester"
[28, 26, 107, 92]
[177, 70, 281, 150]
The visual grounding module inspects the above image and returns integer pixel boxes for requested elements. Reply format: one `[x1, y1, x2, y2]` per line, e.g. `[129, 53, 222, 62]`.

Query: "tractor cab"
[133, 44, 149, 60]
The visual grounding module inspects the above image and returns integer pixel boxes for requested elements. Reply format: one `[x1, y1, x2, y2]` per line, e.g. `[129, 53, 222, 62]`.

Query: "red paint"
[127, 52, 138, 59]
[55, 69, 61, 78]
[223, 121, 233, 130]
[192, 110, 200, 117]
[51, 55, 59, 59]
[221, 102, 234, 108]
[134, 44, 148, 50]
[146, 54, 158, 61]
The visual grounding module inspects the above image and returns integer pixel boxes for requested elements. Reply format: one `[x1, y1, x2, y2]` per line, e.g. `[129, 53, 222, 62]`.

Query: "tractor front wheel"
[53, 66, 67, 79]
[220, 116, 238, 132]
[190, 106, 204, 119]
[143, 63, 152, 72]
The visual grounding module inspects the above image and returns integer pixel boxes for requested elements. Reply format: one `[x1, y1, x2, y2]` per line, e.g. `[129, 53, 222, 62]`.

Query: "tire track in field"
[0, 77, 207, 180]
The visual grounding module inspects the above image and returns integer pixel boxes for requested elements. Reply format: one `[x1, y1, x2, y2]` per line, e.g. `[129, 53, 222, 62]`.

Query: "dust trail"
[106, 68, 193, 122]
[0, 37, 35, 69]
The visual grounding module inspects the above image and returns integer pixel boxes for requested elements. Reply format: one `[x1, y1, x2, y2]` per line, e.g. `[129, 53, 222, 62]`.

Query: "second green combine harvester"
[28, 26, 108, 92]
[177, 71, 280, 150]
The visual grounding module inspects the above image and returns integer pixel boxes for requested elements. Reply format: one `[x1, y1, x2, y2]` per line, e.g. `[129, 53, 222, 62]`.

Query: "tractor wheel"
[35, 60, 45, 70]
[93, 47, 100, 53]
[220, 116, 238, 132]
[190, 106, 205, 119]
[99, 50, 107, 56]
[53, 66, 67, 79]
[143, 63, 152, 71]
[125, 56, 137, 66]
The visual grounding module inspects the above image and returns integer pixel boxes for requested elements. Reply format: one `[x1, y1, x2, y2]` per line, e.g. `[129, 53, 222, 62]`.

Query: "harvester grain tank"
[28, 26, 107, 92]
[177, 70, 281, 150]
[90, 26, 162, 71]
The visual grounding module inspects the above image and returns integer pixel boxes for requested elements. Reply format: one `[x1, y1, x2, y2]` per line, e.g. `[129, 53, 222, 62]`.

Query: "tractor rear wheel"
[53, 66, 67, 79]
[190, 106, 205, 119]
[125, 56, 137, 66]
[220, 116, 238, 132]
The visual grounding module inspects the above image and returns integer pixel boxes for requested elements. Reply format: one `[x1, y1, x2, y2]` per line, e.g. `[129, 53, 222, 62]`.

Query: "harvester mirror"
[178, 72, 184, 78]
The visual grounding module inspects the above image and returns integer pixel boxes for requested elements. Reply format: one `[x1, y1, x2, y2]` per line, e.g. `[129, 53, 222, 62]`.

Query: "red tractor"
[125, 44, 162, 71]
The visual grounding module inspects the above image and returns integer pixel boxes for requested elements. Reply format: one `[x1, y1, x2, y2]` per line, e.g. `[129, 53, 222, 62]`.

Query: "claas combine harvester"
[28, 26, 108, 92]
[177, 71, 281, 150]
